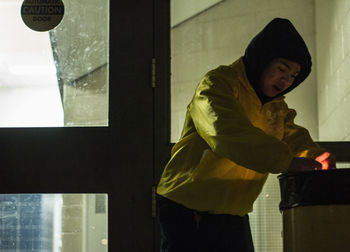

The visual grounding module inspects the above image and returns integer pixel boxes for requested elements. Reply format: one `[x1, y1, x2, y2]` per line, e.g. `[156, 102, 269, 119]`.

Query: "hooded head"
[243, 18, 312, 104]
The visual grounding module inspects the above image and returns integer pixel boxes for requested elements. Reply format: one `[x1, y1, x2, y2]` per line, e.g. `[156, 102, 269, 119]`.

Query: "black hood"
[243, 18, 312, 104]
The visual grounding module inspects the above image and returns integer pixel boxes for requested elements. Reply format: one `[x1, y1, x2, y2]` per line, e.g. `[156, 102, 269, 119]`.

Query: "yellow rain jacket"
[157, 58, 327, 216]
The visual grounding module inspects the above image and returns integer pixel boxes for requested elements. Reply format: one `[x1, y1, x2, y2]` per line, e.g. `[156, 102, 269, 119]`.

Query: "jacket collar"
[232, 57, 285, 105]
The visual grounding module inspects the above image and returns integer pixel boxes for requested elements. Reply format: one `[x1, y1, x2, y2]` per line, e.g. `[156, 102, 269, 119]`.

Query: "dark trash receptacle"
[278, 169, 350, 252]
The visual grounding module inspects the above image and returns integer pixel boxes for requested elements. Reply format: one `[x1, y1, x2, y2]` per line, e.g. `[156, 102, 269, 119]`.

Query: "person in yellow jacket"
[157, 18, 335, 252]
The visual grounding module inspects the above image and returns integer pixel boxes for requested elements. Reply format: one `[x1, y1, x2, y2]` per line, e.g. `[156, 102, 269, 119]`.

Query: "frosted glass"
[0, 194, 108, 252]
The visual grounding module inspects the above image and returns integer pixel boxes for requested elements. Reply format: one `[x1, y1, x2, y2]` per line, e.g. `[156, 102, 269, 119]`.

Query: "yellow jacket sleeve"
[189, 72, 294, 174]
[283, 108, 336, 165]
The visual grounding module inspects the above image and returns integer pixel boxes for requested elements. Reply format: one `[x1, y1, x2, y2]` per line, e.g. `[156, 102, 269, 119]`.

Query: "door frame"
[0, 1, 165, 251]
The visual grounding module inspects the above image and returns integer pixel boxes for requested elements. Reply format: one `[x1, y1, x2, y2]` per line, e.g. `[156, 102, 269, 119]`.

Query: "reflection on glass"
[0, 0, 109, 127]
[0, 194, 108, 252]
[51, 0, 109, 127]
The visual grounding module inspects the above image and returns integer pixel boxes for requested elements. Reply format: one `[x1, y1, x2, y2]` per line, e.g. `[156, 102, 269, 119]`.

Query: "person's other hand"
[315, 152, 336, 170]
[287, 157, 321, 173]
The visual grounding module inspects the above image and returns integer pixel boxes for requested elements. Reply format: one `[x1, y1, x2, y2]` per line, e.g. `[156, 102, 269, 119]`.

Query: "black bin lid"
[278, 169, 350, 211]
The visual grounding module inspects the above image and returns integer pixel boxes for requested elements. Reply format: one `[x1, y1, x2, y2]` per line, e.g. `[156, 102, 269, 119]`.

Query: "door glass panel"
[0, 194, 108, 252]
[0, 0, 109, 127]
[171, 1, 349, 252]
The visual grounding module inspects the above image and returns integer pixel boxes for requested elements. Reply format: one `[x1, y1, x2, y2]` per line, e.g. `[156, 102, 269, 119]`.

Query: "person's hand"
[287, 157, 321, 173]
[315, 152, 336, 170]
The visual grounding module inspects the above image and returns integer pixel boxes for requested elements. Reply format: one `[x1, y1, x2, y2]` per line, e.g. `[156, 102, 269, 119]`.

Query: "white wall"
[316, 0, 350, 141]
[171, 0, 318, 143]
[171, 0, 223, 27]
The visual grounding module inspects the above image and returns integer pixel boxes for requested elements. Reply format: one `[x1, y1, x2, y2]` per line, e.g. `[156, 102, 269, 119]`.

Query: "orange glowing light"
[315, 152, 331, 170]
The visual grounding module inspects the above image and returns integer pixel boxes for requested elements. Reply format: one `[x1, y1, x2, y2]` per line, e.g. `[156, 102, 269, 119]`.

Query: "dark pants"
[158, 196, 255, 252]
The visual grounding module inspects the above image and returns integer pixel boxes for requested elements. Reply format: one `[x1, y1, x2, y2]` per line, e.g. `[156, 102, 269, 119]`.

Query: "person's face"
[259, 58, 301, 97]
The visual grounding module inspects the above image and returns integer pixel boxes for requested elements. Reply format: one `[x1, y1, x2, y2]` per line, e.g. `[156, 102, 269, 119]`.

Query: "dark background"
[0, 1, 349, 251]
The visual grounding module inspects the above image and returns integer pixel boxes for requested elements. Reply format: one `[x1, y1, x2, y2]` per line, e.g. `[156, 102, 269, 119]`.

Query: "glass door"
[0, 0, 109, 127]
[0, 0, 158, 251]
[0, 1, 109, 251]
[0, 194, 107, 252]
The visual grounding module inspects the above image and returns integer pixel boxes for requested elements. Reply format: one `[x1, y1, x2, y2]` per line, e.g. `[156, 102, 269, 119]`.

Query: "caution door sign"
[21, 0, 65, 32]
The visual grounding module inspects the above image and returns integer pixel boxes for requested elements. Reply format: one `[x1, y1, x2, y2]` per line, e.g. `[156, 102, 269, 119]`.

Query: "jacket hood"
[243, 18, 312, 104]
